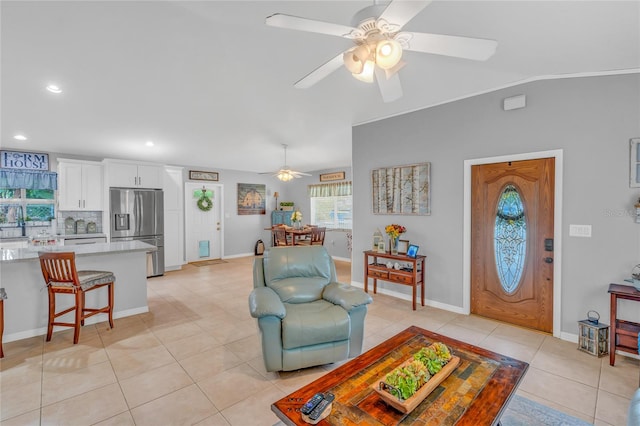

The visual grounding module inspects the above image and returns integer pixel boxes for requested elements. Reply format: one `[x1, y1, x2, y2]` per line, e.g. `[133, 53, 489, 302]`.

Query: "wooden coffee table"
[272, 326, 528, 425]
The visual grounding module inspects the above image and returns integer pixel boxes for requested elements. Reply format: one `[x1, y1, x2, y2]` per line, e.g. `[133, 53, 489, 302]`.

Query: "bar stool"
[0, 288, 6, 358]
[38, 252, 115, 344]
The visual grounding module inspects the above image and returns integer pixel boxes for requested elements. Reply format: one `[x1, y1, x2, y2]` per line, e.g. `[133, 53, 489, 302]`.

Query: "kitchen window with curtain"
[0, 170, 57, 225]
[308, 181, 352, 230]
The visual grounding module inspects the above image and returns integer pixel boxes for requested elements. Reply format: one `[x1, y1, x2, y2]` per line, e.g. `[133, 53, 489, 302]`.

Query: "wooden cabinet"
[608, 283, 640, 365]
[106, 161, 162, 189]
[272, 210, 292, 227]
[58, 159, 103, 211]
[363, 250, 426, 310]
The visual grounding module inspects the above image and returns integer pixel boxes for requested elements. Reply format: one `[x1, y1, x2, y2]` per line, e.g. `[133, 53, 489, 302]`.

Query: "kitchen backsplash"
[56, 211, 103, 235]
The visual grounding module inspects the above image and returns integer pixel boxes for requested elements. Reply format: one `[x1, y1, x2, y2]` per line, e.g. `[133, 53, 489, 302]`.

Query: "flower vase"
[390, 237, 399, 255]
[294, 221, 301, 230]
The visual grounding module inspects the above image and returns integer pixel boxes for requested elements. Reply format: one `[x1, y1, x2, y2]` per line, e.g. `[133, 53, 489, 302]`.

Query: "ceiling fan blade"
[291, 171, 312, 177]
[374, 67, 403, 103]
[266, 13, 358, 38]
[294, 52, 346, 89]
[378, 0, 432, 31]
[404, 32, 498, 61]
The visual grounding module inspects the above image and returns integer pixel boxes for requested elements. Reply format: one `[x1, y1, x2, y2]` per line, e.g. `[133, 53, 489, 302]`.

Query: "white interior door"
[185, 182, 223, 261]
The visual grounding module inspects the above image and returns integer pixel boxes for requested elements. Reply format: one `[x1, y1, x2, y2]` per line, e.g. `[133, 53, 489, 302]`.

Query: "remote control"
[301, 393, 325, 415]
[308, 392, 334, 421]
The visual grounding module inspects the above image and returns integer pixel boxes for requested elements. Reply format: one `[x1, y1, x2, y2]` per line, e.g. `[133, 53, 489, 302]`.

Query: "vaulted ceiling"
[2, 1, 638, 174]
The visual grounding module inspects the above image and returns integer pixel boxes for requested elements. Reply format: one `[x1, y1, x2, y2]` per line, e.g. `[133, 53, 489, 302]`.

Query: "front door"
[185, 183, 222, 262]
[471, 158, 554, 333]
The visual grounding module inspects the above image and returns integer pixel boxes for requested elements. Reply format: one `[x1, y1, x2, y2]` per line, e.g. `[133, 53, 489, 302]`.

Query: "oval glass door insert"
[494, 184, 526, 294]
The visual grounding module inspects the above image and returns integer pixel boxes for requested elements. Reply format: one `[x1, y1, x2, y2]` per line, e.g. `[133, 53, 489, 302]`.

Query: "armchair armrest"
[323, 282, 373, 311]
[249, 287, 286, 319]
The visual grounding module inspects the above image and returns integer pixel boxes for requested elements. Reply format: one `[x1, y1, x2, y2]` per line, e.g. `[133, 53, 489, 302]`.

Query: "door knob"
[544, 257, 553, 264]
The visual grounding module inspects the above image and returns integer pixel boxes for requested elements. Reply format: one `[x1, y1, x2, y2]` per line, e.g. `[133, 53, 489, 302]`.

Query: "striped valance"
[308, 181, 352, 197]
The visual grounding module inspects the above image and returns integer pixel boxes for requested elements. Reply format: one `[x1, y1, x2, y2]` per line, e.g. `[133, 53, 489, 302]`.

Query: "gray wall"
[352, 73, 640, 335]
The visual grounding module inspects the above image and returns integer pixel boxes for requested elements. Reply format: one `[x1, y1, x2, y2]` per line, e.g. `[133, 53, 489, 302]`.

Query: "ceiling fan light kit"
[265, 0, 497, 102]
[261, 144, 312, 182]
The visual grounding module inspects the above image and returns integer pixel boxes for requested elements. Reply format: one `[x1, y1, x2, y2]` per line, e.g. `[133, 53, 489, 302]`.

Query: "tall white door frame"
[463, 149, 563, 337]
[184, 182, 224, 261]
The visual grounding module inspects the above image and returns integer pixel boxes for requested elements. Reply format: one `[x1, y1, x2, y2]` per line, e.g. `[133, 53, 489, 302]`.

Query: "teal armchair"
[249, 246, 372, 372]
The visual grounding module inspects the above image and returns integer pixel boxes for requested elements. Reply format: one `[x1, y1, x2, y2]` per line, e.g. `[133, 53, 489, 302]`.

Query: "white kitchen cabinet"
[106, 161, 162, 189]
[163, 166, 184, 270]
[58, 160, 103, 211]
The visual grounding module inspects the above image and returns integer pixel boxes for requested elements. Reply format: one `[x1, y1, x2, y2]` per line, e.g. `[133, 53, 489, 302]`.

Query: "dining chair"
[38, 252, 115, 344]
[272, 228, 289, 246]
[298, 227, 326, 246]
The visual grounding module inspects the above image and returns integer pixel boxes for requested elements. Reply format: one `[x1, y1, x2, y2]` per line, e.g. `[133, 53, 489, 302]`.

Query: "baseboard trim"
[223, 252, 254, 259]
[350, 281, 466, 314]
[332, 256, 351, 263]
[2, 306, 149, 343]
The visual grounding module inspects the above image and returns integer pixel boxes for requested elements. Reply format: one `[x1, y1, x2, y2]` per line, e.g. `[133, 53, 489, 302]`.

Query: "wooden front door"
[471, 158, 554, 333]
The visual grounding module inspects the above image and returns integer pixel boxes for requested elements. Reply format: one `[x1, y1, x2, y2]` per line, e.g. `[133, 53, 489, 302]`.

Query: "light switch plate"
[569, 224, 592, 237]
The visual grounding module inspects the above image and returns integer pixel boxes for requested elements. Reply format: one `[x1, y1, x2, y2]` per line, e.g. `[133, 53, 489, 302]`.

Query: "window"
[0, 188, 55, 224]
[309, 181, 352, 230]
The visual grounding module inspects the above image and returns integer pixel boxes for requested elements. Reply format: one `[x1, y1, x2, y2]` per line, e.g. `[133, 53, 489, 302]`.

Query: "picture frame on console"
[397, 240, 409, 255]
[377, 241, 386, 253]
[407, 244, 419, 258]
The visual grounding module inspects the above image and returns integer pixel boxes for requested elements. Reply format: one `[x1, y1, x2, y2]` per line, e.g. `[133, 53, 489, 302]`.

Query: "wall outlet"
[569, 224, 592, 237]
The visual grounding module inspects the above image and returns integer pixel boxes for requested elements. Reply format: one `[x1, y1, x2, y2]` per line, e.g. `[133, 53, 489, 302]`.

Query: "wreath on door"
[194, 187, 214, 212]
[197, 195, 213, 211]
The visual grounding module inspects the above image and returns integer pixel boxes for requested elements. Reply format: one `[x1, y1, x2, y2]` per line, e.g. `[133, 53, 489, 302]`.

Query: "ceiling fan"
[262, 144, 311, 182]
[266, 0, 498, 103]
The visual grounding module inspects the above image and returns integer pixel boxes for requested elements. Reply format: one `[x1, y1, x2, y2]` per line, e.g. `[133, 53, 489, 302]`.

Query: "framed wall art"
[320, 171, 345, 182]
[237, 183, 266, 215]
[189, 170, 219, 181]
[372, 162, 431, 215]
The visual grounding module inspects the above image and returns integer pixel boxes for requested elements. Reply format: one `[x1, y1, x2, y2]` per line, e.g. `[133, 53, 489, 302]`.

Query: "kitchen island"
[0, 241, 154, 342]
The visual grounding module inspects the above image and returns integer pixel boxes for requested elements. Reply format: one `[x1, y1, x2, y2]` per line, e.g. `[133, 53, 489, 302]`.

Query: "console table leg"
[609, 292, 616, 366]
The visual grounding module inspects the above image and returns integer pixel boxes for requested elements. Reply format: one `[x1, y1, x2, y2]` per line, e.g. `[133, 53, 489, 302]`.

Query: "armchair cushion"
[249, 287, 286, 319]
[282, 300, 350, 349]
[323, 282, 373, 311]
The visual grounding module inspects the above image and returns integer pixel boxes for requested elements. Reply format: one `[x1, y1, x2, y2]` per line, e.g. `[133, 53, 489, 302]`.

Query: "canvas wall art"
[372, 162, 430, 215]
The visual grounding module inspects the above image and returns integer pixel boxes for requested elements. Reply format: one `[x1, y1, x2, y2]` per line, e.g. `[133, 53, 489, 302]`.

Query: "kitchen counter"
[0, 240, 154, 262]
[0, 241, 154, 342]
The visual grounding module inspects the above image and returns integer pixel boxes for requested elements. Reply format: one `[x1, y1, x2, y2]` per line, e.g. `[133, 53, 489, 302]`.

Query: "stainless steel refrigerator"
[110, 188, 164, 277]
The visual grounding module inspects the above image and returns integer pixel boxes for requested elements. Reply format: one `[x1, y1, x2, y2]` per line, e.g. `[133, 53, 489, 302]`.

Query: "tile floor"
[1, 256, 638, 425]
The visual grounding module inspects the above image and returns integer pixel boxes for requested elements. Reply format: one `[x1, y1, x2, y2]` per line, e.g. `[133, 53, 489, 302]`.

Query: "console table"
[363, 250, 426, 310]
[608, 283, 640, 366]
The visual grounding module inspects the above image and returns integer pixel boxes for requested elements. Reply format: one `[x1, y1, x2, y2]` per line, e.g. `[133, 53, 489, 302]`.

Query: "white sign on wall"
[0, 150, 49, 170]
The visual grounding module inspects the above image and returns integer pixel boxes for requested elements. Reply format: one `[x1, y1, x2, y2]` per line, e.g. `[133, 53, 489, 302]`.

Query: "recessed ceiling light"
[145, 140, 154, 147]
[13, 134, 28, 141]
[46, 84, 62, 94]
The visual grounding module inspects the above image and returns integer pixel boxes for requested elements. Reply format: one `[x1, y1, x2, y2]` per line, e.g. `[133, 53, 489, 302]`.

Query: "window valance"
[308, 181, 352, 197]
[0, 169, 58, 190]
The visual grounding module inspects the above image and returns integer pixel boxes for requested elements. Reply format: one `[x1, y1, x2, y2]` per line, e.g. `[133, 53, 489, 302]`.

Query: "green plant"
[280, 201, 294, 206]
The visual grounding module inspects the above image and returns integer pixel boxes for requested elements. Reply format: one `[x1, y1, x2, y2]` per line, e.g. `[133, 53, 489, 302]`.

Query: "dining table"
[265, 226, 313, 246]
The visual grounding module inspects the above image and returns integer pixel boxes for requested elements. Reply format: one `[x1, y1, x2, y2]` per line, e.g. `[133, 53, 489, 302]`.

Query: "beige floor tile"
[130, 384, 218, 426]
[593, 419, 616, 426]
[198, 363, 273, 410]
[109, 344, 176, 380]
[595, 389, 631, 426]
[40, 383, 127, 425]
[42, 360, 117, 406]
[149, 320, 204, 343]
[449, 314, 500, 334]
[0, 380, 41, 421]
[179, 345, 244, 382]
[599, 355, 640, 398]
[489, 323, 547, 349]
[519, 366, 597, 417]
[164, 332, 223, 360]
[42, 344, 108, 374]
[93, 411, 136, 426]
[433, 323, 488, 346]
[478, 335, 539, 363]
[103, 331, 163, 359]
[0, 409, 41, 426]
[120, 362, 194, 408]
[1, 336, 43, 360]
[220, 383, 285, 426]
[194, 412, 232, 425]
[530, 349, 601, 387]
[246, 355, 280, 380]
[0, 358, 43, 389]
[224, 334, 263, 362]
[272, 366, 329, 395]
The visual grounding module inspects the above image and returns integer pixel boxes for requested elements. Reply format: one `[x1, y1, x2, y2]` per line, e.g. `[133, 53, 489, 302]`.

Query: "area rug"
[273, 395, 591, 426]
[189, 259, 228, 267]
[497, 395, 591, 426]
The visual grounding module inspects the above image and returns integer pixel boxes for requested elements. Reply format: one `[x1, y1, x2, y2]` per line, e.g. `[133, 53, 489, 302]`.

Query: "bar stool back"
[38, 252, 115, 344]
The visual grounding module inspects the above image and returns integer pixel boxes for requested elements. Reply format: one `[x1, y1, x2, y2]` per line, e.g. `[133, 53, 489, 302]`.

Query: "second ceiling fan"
[266, 0, 498, 103]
